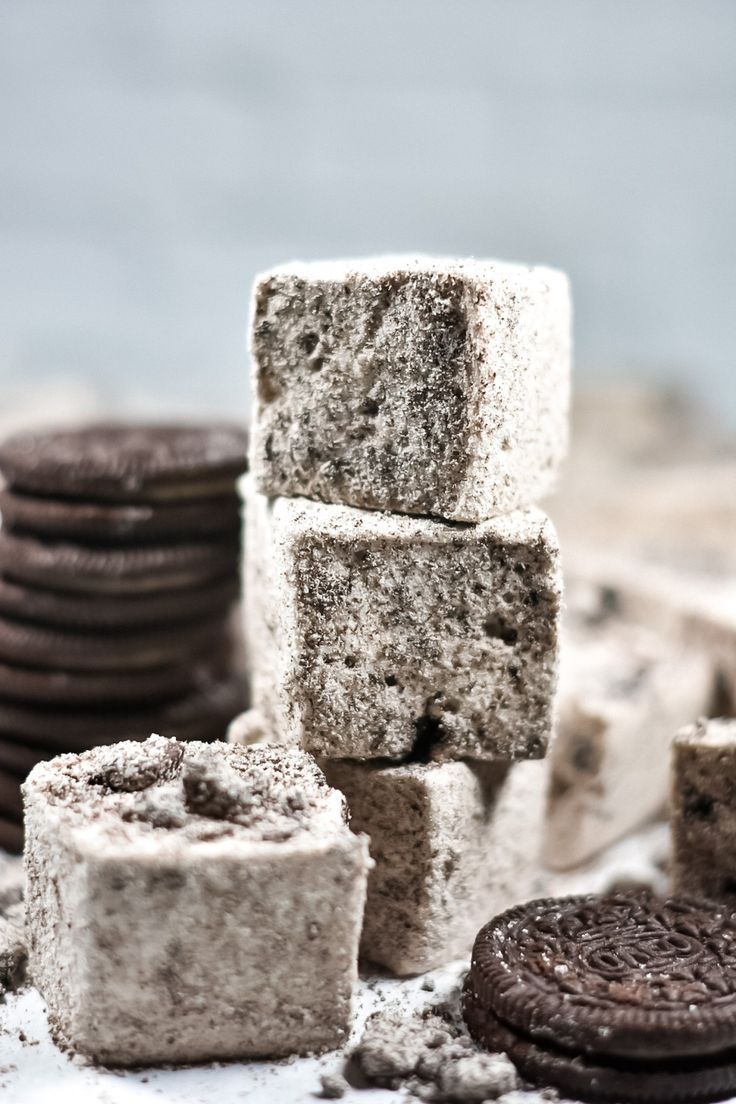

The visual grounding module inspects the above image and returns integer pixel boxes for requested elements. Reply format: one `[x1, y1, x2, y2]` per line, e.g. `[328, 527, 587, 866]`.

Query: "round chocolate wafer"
[463, 982, 736, 1104]
[0, 613, 225, 672]
[0, 672, 247, 751]
[0, 815, 22, 853]
[0, 652, 229, 707]
[0, 737, 51, 775]
[0, 423, 247, 501]
[0, 530, 239, 595]
[0, 768, 23, 820]
[465, 893, 736, 1061]
[0, 574, 239, 631]
[0, 488, 241, 544]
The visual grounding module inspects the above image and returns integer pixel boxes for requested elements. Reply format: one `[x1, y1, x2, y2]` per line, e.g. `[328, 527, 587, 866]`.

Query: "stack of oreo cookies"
[464, 892, 736, 1104]
[0, 423, 249, 851]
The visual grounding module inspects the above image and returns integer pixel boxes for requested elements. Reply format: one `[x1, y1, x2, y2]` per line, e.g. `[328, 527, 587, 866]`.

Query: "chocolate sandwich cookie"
[464, 893, 736, 1104]
[0, 652, 230, 707]
[463, 996, 736, 1104]
[0, 768, 23, 820]
[0, 488, 241, 544]
[0, 574, 239, 631]
[0, 613, 225, 671]
[0, 816, 23, 853]
[0, 530, 239, 595]
[0, 737, 50, 774]
[160, 670, 247, 742]
[0, 423, 247, 501]
[0, 672, 247, 751]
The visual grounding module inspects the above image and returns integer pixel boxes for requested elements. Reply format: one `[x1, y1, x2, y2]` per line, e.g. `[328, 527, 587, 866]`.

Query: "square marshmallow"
[564, 549, 736, 710]
[544, 591, 714, 870]
[23, 735, 369, 1064]
[323, 757, 547, 976]
[250, 256, 571, 522]
[671, 718, 736, 902]
[246, 488, 561, 761]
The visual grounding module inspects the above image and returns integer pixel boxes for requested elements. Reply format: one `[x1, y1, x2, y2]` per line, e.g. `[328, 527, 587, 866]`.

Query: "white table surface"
[0, 824, 677, 1104]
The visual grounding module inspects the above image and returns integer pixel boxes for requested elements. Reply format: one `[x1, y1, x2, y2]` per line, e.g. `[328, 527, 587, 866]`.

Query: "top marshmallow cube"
[250, 256, 571, 522]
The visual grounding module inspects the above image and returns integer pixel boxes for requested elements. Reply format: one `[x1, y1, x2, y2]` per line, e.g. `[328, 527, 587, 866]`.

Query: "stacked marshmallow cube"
[246, 256, 571, 974]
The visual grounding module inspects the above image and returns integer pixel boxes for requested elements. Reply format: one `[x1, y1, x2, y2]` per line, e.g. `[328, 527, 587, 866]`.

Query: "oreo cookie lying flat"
[0, 423, 247, 501]
[0, 672, 247, 751]
[0, 530, 238, 595]
[464, 893, 736, 1104]
[0, 488, 241, 544]
[0, 574, 239, 630]
[463, 996, 736, 1104]
[0, 613, 225, 671]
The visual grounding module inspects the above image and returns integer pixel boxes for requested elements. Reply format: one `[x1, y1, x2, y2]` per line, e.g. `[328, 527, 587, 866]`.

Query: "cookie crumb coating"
[250, 255, 570, 523]
[23, 735, 370, 1064]
[246, 486, 561, 761]
[324, 757, 546, 975]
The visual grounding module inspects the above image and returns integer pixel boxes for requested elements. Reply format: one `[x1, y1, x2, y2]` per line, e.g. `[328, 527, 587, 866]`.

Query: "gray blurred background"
[1, 0, 735, 424]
